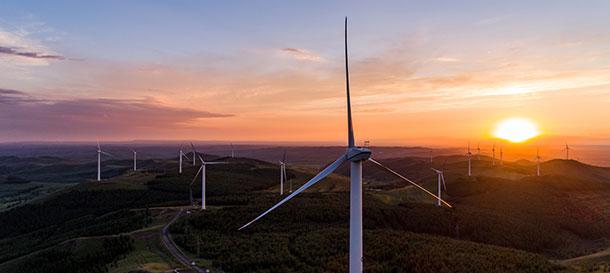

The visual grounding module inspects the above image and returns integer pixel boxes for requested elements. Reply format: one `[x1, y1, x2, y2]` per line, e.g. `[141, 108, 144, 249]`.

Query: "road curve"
[160, 209, 207, 273]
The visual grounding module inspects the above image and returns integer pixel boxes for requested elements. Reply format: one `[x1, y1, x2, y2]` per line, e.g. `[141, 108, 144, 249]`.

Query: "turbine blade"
[205, 161, 229, 165]
[345, 17, 354, 148]
[198, 155, 205, 164]
[441, 174, 447, 191]
[101, 151, 114, 157]
[190, 166, 203, 186]
[239, 154, 348, 230]
[283, 150, 287, 163]
[369, 158, 452, 208]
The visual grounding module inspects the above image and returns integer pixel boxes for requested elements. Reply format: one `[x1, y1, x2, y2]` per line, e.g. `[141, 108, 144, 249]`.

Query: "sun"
[493, 118, 540, 143]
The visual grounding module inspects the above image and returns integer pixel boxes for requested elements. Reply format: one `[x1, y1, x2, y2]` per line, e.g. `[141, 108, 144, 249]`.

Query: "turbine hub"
[347, 147, 371, 162]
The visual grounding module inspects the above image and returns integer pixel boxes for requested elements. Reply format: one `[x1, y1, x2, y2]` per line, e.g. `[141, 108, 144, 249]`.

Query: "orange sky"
[1, 1, 610, 146]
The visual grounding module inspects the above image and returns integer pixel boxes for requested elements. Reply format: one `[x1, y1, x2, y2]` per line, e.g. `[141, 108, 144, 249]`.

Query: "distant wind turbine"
[500, 147, 504, 166]
[477, 143, 481, 160]
[190, 150, 228, 210]
[492, 143, 496, 166]
[190, 142, 197, 166]
[238, 18, 451, 273]
[564, 143, 571, 160]
[467, 143, 472, 177]
[132, 149, 137, 171]
[178, 145, 191, 174]
[96, 142, 113, 181]
[279, 151, 288, 195]
[536, 147, 541, 177]
[231, 143, 235, 158]
[431, 168, 447, 207]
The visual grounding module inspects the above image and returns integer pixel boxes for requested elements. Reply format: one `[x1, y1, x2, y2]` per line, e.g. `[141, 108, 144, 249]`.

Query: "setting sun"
[493, 118, 540, 143]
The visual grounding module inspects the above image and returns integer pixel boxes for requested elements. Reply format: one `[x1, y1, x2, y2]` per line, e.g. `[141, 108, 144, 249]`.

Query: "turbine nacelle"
[347, 147, 371, 162]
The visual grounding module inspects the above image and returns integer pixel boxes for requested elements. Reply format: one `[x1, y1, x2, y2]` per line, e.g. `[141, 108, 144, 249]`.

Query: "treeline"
[170, 192, 564, 273]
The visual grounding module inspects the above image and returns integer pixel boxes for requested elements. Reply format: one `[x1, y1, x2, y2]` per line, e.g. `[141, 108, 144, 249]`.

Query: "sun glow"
[493, 118, 540, 143]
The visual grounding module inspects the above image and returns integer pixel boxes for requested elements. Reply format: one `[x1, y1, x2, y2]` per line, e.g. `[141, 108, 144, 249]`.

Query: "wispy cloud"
[0, 46, 64, 60]
[280, 47, 325, 62]
[433, 57, 460, 63]
[0, 88, 232, 140]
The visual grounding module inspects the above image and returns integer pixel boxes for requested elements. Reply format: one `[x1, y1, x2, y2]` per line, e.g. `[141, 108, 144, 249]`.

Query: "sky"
[1, 0, 610, 146]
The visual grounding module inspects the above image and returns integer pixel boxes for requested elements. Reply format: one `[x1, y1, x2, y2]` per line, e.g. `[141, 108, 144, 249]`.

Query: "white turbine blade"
[441, 174, 447, 191]
[345, 17, 354, 148]
[198, 154, 205, 164]
[205, 161, 229, 165]
[182, 153, 191, 161]
[239, 154, 347, 230]
[430, 167, 441, 173]
[369, 158, 452, 208]
[190, 166, 203, 186]
[101, 151, 114, 157]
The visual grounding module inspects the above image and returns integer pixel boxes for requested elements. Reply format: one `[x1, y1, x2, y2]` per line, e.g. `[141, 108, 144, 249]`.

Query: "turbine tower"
[492, 143, 496, 166]
[190, 142, 196, 166]
[132, 150, 137, 171]
[238, 18, 451, 273]
[190, 152, 228, 210]
[96, 142, 113, 181]
[431, 168, 447, 207]
[279, 151, 288, 195]
[178, 145, 191, 174]
[500, 147, 504, 166]
[467, 143, 472, 177]
[565, 143, 570, 160]
[536, 147, 541, 177]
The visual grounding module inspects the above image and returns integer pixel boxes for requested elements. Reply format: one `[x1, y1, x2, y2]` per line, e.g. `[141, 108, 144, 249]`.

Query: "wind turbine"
[431, 168, 447, 207]
[477, 143, 481, 160]
[499, 147, 504, 166]
[178, 145, 192, 174]
[96, 142, 113, 181]
[231, 143, 235, 158]
[564, 143, 571, 160]
[190, 153, 228, 210]
[279, 151, 288, 195]
[467, 143, 472, 177]
[492, 143, 496, 166]
[132, 149, 137, 171]
[190, 142, 197, 166]
[238, 18, 451, 273]
[536, 147, 541, 176]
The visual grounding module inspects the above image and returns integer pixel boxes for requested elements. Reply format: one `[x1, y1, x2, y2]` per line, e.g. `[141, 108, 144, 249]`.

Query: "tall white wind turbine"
[279, 151, 288, 195]
[467, 143, 472, 177]
[96, 142, 113, 181]
[431, 168, 447, 207]
[564, 143, 571, 160]
[132, 149, 137, 171]
[178, 145, 192, 174]
[238, 18, 451, 273]
[190, 153, 228, 210]
[477, 143, 481, 160]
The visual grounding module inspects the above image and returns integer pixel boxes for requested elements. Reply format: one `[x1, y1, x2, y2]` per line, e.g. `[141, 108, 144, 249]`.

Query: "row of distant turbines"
[90, 19, 577, 273]
[459, 142, 574, 179]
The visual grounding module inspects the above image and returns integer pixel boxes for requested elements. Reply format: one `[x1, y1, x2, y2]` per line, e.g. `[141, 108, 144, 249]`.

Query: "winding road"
[160, 209, 208, 273]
